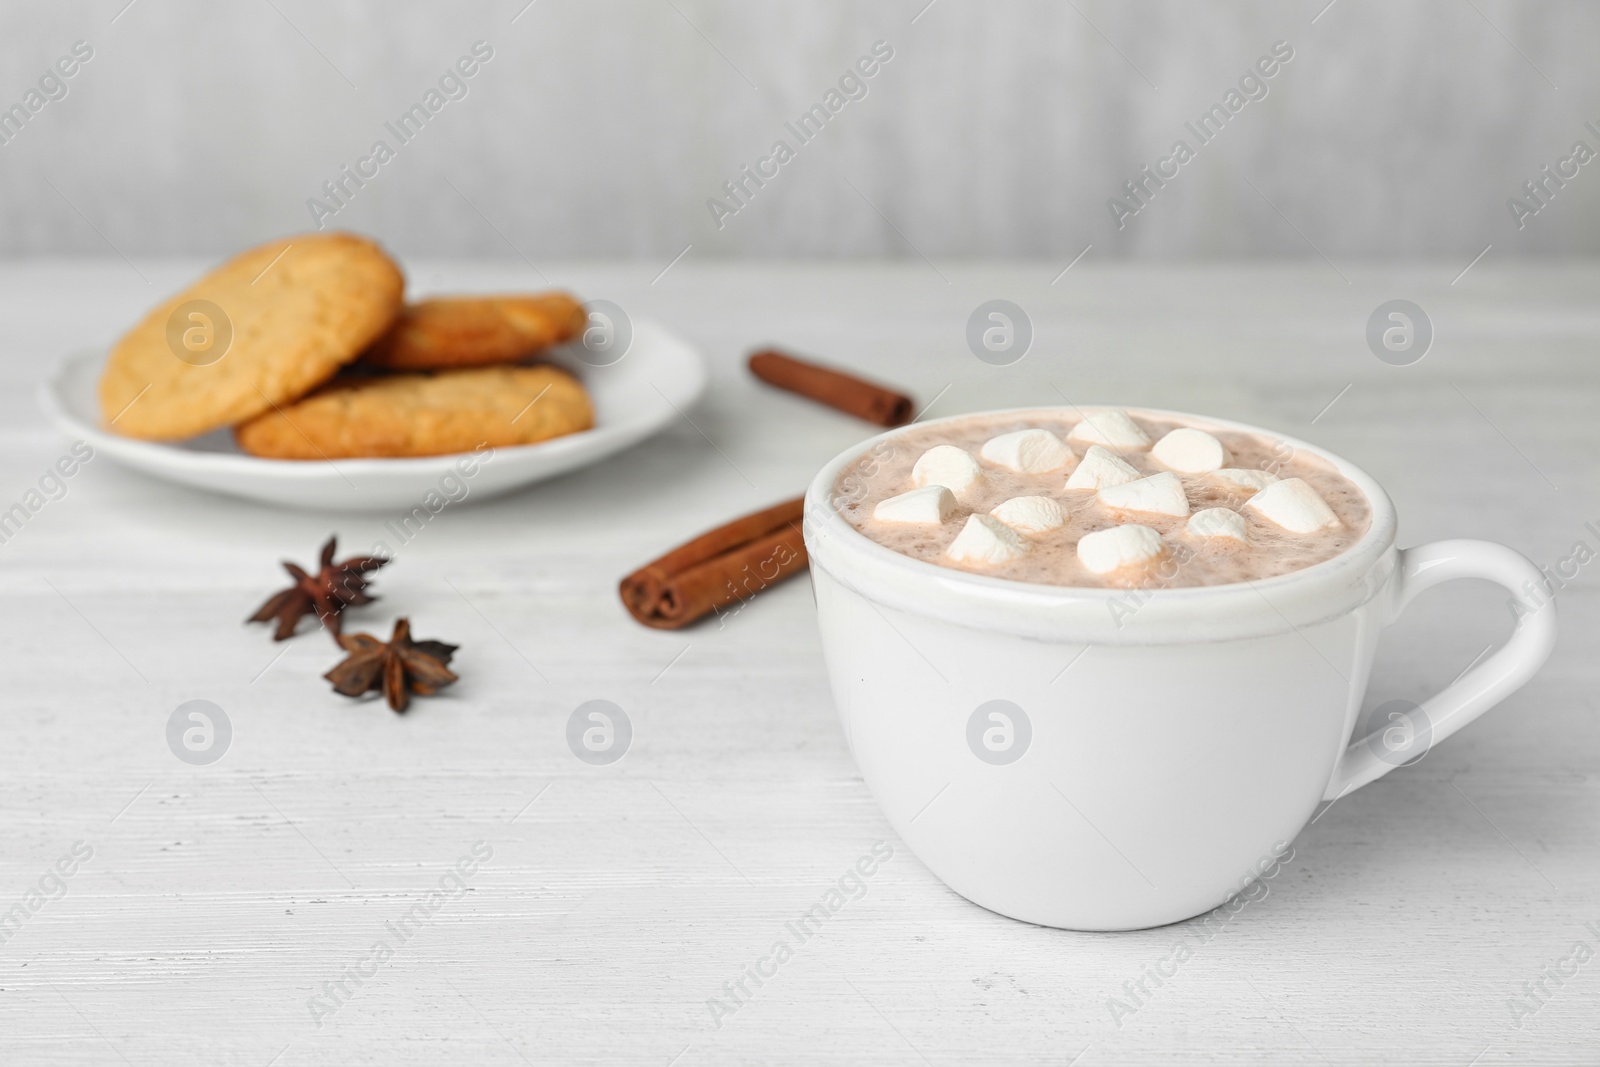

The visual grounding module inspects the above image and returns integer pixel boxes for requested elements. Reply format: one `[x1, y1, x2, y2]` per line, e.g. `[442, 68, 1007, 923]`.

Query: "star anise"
[324, 618, 459, 713]
[247, 536, 388, 640]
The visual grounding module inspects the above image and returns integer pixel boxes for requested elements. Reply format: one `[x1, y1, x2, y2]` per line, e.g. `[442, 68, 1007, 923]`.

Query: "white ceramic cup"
[802, 407, 1557, 931]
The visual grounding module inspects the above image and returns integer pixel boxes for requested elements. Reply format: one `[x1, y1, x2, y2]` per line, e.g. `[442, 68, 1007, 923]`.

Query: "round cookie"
[360, 293, 587, 370]
[98, 232, 404, 440]
[233, 364, 595, 460]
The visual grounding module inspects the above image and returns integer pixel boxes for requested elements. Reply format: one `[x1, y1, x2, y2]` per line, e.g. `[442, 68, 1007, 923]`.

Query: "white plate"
[38, 318, 707, 511]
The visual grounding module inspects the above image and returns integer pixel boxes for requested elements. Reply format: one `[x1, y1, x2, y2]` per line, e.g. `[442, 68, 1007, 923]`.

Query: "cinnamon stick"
[619, 497, 809, 629]
[748, 348, 913, 427]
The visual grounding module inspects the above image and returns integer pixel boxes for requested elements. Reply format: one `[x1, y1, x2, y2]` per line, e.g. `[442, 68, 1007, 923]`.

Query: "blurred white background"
[0, 0, 1597, 260]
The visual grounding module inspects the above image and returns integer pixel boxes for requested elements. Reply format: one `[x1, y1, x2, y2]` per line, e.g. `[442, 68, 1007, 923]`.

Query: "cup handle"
[1322, 539, 1558, 801]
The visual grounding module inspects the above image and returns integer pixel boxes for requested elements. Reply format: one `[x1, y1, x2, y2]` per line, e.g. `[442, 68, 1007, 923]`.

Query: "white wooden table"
[0, 259, 1595, 1065]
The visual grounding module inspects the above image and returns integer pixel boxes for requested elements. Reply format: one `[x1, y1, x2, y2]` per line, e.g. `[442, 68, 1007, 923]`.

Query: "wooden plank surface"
[0, 259, 1594, 1065]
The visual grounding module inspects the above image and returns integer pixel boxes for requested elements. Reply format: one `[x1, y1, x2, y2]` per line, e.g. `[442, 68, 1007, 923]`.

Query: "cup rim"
[803, 405, 1399, 641]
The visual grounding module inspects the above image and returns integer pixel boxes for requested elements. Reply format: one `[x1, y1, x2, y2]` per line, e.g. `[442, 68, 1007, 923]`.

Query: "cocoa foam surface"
[833, 412, 1371, 589]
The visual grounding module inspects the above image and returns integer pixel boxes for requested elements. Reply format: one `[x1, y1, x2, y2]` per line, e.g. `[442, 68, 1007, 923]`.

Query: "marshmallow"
[1212, 468, 1279, 492]
[1077, 524, 1165, 575]
[1066, 410, 1152, 452]
[1186, 507, 1248, 543]
[1064, 445, 1140, 491]
[980, 429, 1073, 474]
[990, 495, 1067, 534]
[1152, 428, 1229, 474]
[1096, 472, 1190, 517]
[913, 445, 983, 501]
[1246, 478, 1341, 533]
[874, 486, 956, 525]
[946, 514, 1029, 565]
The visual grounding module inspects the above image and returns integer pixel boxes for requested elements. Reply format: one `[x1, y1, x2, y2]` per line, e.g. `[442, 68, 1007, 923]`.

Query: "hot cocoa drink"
[834, 408, 1371, 588]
